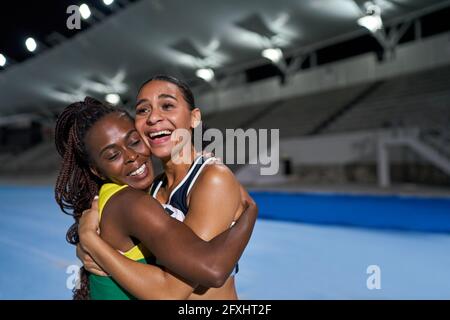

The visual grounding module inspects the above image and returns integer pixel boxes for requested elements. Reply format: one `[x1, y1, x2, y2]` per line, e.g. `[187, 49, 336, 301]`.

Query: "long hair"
[54, 97, 124, 299]
[138, 75, 209, 151]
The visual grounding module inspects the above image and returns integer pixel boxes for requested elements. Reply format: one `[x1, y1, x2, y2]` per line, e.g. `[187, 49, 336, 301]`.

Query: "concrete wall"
[279, 129, 425, 166]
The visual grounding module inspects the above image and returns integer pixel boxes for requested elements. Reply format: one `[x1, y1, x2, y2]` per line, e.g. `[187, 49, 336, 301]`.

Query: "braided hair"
[54, 96, 127, 299]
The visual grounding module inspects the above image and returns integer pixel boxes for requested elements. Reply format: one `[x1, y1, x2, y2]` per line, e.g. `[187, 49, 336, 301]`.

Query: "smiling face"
[84, 112, 154, 190]
[134, 80, 201, 161]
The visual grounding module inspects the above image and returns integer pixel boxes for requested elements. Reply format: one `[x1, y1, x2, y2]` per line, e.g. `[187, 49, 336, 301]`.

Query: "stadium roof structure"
[0, 0, 449, 118]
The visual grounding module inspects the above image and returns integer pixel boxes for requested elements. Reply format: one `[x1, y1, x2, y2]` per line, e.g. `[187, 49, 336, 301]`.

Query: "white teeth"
[129, 164, 146, 176]
[149, 130, 172, 138]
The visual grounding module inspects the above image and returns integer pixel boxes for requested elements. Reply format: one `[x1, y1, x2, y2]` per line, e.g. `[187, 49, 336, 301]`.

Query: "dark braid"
[54, 97, 127, 300]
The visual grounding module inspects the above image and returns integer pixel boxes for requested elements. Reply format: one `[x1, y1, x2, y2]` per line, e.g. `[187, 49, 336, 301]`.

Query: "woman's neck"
[161, 148, 198, 189]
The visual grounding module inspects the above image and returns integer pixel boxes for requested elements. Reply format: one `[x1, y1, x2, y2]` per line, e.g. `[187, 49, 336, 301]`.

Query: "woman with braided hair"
[54, 97, 257, 300]
[77, 76, 253, 300]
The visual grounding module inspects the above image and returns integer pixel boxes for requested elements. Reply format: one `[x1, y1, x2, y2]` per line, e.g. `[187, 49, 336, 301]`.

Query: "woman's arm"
[79, 231, 198, 299]
[78, 171, 253, 299]
[79, 189, 257, 297]
[162, 164, 245, 296]
[184, 164, 242, 240]
[77, 199, 198, 299]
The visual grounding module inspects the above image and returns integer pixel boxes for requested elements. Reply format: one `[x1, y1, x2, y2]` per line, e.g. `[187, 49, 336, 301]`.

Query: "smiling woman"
[135, 75, 201, 160]
[84, 112, 154, 191]
[54, 97, 257, 299]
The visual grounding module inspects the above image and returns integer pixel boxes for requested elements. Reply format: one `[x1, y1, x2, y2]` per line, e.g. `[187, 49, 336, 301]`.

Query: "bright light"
[79, 4, 91, 20]
[262, 48, 283, 64]
[196, 68, 215, 82]
[105, 93, 121, 105]
[0, 54, 6, 67]
[25, 37, 37, 52]
[357, 15, 383, 33]
[103, 0, 114, 5]
[358, 2, 383, 33]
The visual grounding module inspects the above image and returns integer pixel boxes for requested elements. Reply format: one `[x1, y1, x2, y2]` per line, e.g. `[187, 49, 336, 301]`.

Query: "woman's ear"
[90, 166, 105, 180]
[190, 107, 202, 129]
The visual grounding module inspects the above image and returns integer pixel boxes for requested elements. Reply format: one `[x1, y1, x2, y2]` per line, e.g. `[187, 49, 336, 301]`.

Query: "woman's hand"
[78, 197, 100, 241]
[77, 196, 108, 277]
[233, 184, 255, 221]
[76, 243, 108, 276]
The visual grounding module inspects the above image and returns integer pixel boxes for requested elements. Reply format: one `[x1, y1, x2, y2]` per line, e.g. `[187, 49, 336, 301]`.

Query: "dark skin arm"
[78, 182, 254, 299]
[79, 188, 257, 298]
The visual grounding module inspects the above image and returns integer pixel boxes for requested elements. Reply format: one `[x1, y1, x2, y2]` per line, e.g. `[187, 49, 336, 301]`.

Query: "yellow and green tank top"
[89, 183, 155, 300]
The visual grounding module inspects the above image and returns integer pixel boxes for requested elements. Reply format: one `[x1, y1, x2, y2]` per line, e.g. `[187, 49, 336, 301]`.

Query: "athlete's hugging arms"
[77, 186, 255, 298]
[55, 97, 257, 300]
[77, 183, 254, 299]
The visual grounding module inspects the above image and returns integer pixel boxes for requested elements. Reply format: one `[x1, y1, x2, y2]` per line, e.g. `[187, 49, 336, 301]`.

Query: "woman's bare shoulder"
[105, 186, 155, 215]
[200, 161, 237, 184]
[110, 185, 148, 200]
[190, 160, 240, 199]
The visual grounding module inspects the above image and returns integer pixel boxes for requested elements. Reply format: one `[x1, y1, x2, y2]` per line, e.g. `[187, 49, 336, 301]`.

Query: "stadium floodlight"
[0, 54, 6, 67]
[262, 48, 283, 64]
[357, 14, 383, 33]
[80, 4, 92, 20]
[196, 68, 215, 82]
[103, 0, 114, 5]
[25, 37, 37, 52]
[357, 2, 383, 33]
[105, 93, 121, 105]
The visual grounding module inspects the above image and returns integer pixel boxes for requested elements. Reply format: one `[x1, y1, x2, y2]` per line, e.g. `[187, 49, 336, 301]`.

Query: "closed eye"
[130, 139, 141, 146]
[107, 153, 119, 161]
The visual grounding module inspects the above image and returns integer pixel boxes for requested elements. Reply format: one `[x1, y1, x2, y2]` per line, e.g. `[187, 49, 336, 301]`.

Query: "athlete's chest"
[154, 185, 192, 207]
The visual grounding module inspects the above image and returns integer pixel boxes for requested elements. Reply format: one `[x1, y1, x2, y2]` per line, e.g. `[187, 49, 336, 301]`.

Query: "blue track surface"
[1, 186, 450, 299]
[251, 191, 450, 233]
